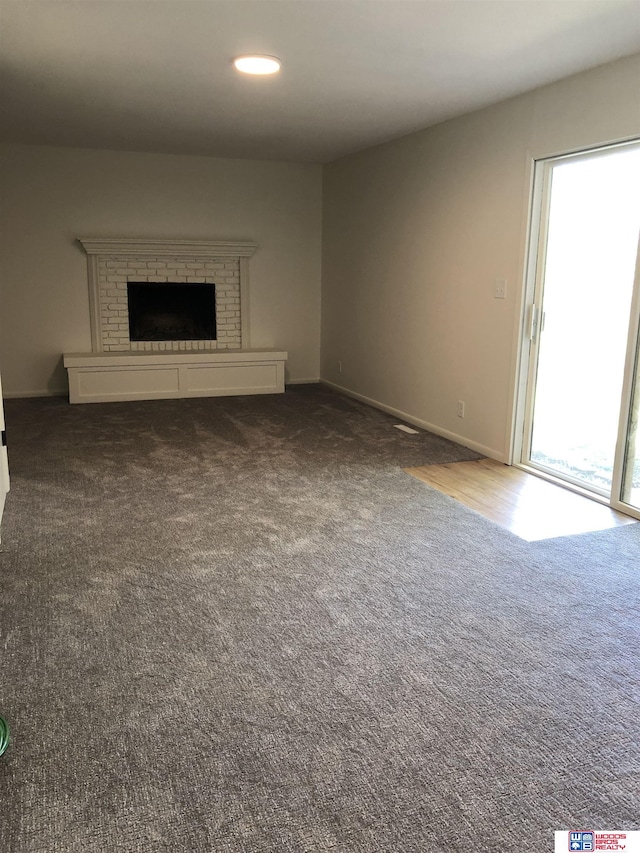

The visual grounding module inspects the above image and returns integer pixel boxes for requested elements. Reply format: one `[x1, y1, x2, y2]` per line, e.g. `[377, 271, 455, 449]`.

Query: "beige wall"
[0, 144, 322, 396]
[321, 54, 640, 459]
[2, 54, 638, 424]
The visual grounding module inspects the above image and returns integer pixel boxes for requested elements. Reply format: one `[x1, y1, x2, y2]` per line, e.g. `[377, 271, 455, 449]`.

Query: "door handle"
[528, 304, 539, 341]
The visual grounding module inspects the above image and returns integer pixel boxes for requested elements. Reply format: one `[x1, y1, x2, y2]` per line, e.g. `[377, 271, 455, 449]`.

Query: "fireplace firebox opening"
[127, 281, 216, 342]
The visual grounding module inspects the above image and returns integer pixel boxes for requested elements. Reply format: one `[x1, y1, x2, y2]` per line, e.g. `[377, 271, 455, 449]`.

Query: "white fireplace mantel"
[78, 238, 258, 259]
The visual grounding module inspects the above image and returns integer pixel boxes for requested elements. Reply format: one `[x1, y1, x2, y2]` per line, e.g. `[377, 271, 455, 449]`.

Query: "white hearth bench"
[64, 350, 287, 404]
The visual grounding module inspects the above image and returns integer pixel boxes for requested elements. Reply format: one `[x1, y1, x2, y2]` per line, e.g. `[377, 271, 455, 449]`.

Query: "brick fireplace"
[78, 238, 254, 352]
[63, 238, 287, 403]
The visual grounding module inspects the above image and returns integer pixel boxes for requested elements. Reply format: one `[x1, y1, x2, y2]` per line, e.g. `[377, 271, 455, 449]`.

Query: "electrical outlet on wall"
[337, 360, 343, 374]
[457, 400, 465, 418]
[493, 279, 507, 299]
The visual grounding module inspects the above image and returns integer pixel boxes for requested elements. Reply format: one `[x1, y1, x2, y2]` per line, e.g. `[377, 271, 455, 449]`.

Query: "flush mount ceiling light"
[233, 55, 281, 75]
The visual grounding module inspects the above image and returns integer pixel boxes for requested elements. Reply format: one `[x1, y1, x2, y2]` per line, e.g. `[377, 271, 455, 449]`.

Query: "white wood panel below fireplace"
[64, 350, 287, 404]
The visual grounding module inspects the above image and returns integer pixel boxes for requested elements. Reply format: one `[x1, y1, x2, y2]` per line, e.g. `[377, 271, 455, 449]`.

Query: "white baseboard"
[6, 380, 322, 397]
[320, 379, 505, 462]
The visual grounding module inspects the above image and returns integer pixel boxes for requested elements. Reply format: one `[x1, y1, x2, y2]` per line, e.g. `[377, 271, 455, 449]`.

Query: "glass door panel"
[524, 144, 640, 498]
[621, 358, 640, 509]
[617, 247, 640, 515]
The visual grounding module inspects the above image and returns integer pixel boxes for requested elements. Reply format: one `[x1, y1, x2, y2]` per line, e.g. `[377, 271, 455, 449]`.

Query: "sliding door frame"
[611, 235, 640, 519]
[512, 138, 640, 513]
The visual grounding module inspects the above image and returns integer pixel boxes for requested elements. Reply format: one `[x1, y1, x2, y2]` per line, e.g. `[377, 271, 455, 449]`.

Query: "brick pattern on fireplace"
[97, 256, 241, 352]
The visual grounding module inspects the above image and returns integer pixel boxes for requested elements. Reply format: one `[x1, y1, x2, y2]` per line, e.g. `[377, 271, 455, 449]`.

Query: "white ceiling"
[1, 0, 639, 164]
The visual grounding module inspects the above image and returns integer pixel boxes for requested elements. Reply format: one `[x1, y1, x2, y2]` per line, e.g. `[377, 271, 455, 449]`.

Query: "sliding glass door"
[518, 141, 640, 518]
[613, 242, 640, 515]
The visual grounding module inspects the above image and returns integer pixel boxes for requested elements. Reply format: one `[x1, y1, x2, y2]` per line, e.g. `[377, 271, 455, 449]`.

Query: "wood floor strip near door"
[405, 458, 637, 541]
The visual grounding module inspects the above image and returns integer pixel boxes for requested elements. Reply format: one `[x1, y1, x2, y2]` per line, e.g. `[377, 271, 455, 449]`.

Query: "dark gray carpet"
[0, 385, 638, 853]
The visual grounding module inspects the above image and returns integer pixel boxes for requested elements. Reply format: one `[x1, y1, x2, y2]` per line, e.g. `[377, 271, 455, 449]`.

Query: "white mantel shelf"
[64, 349, 287, 404]
[77, 238, 258, 258]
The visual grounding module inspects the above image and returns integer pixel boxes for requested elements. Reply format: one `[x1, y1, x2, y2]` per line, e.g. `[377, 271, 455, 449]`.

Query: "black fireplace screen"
[127, 281, 216, 341]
